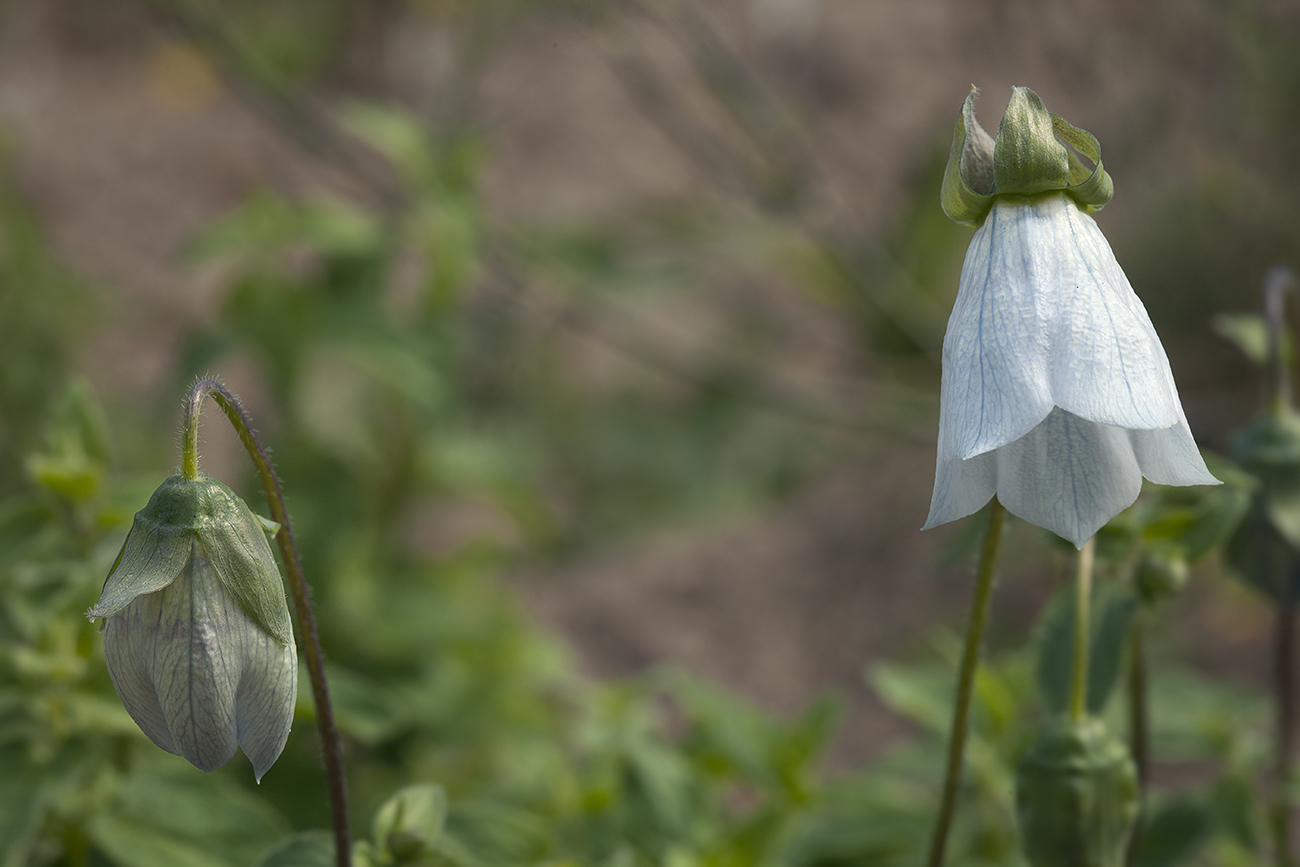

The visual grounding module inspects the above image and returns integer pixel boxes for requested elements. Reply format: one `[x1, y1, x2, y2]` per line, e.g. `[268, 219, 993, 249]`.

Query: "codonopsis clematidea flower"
[923, 87, 1219, 547]
[87, 474, 297, 781]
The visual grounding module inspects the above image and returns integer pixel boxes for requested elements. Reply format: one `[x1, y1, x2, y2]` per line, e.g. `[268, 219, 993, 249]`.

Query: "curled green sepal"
[88, 474, 293, 646]
[941, 87, 1114, 226]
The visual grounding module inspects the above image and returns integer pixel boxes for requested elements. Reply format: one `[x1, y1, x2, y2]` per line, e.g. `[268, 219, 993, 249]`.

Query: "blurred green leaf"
[1130, 795, 1213, 867]
[1212, 312, 1276, 366]
[252, 831, 336, 867]
[869, 660, 951, 735]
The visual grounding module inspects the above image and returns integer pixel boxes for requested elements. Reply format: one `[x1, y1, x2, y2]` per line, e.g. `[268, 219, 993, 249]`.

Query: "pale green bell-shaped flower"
[923, 87, 1219, 546]
[88, 475, 297, 781]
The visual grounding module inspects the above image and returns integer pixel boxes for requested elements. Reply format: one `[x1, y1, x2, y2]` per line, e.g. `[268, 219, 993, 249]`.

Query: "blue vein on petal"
[1065, 201, 1141, 426]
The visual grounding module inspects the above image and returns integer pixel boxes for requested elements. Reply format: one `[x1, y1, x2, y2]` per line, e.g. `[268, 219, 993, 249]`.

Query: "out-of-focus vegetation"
[3, 1, 1300, 865]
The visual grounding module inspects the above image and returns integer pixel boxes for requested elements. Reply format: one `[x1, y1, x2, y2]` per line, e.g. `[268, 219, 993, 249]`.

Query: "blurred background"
[2, 0, 1300, 864]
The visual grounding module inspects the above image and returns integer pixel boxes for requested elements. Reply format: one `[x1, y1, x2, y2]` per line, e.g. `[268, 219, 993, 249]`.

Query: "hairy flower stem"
[1069, 539, 1096, 722]
[182, 379, 351, 867]
[927, 498, 1007, 867]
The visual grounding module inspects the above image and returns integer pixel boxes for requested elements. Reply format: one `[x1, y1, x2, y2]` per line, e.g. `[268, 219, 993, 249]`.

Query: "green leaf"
[1129, 796, 1213, 867]
[1212, 312, 1278, 367]
[252, 831, 335, 867]
[0, 752, 43, 867]
[1231, 413, 1300, 548]
[90, 815, 234, 867]
[89, 760, 289, 867]
[869, 661, 951, 735]
[1226, 501, 1300, 603]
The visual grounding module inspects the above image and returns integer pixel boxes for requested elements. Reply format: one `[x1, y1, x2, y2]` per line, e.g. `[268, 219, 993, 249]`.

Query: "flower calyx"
[941, 86, 1114, 227]
[1015, 716, 1138, 867]
[90, 474, 292, 645]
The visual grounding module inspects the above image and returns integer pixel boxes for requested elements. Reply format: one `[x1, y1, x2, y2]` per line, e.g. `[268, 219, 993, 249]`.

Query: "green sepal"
[1050, 114, 1114, 213]
[994, 87, 1070, 198]
[941, 87, 1115, 227]
[88, 475, 293, 646]
[940, 88, 996, 226]
[1016, 717, 1138, 867]
[255, 513, 283, 540]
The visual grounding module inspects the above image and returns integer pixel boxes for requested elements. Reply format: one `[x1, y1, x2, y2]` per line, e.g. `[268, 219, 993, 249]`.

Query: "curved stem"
[183, 379, 351, 867]
[1069, 538, 1096, 722]
[926, 498, 1007, 867]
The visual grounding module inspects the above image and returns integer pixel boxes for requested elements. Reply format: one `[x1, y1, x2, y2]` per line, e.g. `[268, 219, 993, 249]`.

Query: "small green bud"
[386, 831, 426, 862]
[373, 784, 448, 863]
[1016, 717, 1138, 867]
[942, 86, 1114, 226]
[87, 475, 296, 781]
[1135, 548, 1190, 604]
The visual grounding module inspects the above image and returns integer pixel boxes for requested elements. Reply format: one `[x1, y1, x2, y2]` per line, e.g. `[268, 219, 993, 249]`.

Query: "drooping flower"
[922, 87, 1219, 547]
[88, 474, 297, 781]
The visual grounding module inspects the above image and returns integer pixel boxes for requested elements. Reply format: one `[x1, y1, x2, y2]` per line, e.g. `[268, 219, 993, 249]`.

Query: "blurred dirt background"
[0, 0, 1294, 767]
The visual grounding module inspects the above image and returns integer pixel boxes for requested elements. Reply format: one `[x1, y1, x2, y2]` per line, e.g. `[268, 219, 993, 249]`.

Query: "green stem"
[1069, 538, 1096, 722]
[1265, 267, 1297, 420]
[1276, 603, 1296, 867]
[1125, 612, 1149, 867]
[1127, 614, 1149, 786]
[1263, 266, 1299, 866]
[183, 379, 351, 867]
[926, 498, 1007, 867]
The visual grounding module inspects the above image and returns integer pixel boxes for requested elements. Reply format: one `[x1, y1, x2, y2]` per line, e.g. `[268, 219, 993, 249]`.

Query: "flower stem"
[1265, 267, 1298, 420]
[1125, 611, 1149, 867]
[1126, 613, 1149, 785]
[182, 379, 351, 867]
[1264, 266, 1300, 867]
[1069, 538, 1096, 722]
[926, 497, 1007, 867]
[1276, 602, 1297, 867]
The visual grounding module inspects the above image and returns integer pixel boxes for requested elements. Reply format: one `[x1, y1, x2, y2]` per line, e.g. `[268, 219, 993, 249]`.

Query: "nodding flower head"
[923, 87, 1219, 547]
[88, 475, 296, 781]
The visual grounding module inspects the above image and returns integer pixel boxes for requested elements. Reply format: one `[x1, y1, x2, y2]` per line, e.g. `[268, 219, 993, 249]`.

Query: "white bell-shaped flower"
[88, 475, 297, 781]
[923, 88, 1219, 546]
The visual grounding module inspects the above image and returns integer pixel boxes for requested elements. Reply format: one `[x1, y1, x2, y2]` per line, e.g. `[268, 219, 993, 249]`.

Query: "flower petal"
[102, 615, 179, 756]
[939, 199, 1055, 460]
[1130, 422, 1220, 487]
[235, 630, 297, 783]
[923, 450, 996, 531]
[1045, 198, 1181, 431]
[995, 408, 1143, 547]
[138, 547, 242, 773]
